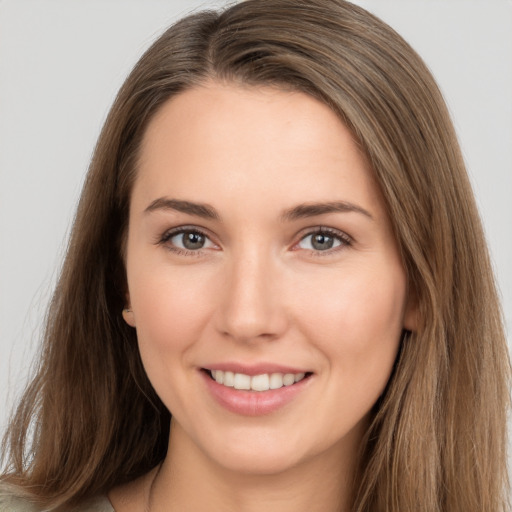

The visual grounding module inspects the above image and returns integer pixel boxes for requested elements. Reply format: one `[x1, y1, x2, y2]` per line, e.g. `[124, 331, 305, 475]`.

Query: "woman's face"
[124, 83, 416, 475]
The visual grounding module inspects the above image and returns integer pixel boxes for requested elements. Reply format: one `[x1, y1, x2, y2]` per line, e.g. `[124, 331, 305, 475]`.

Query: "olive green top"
[0, 484, 114, 511]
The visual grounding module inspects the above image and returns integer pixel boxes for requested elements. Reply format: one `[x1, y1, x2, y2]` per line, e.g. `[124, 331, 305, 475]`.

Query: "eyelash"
[157, 226, 215, 256]
[156, 226, 352, 256]
[294, 227, 352, 256]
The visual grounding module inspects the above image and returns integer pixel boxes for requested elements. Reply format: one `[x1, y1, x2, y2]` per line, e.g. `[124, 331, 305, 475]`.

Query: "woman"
[1, 0, 509, 511]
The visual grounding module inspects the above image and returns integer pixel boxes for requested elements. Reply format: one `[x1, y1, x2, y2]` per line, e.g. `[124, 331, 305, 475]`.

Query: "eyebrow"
[144, 198, 219, 219]
[280, 201, 373, 221]
[144, 197, 372, 222]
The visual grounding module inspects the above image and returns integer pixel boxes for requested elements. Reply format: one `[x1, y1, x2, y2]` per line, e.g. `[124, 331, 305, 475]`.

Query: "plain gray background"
[1, 0, 511, 447]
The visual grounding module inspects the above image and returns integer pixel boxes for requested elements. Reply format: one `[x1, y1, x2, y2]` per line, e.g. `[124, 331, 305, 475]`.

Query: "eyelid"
[156, 225, 219, 253]
[155, 224, 352, 256]
[292, 226, 353, 254]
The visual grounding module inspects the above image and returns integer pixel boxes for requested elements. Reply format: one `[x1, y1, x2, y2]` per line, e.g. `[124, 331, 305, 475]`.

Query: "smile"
[202, 367, 313, 415]
[208, 369, 308, 392]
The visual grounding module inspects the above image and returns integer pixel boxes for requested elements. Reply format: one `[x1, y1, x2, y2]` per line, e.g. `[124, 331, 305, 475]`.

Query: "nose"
[215, 251, 287, 343]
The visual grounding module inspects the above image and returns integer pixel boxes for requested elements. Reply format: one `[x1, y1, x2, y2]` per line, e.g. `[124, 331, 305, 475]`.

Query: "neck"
[150, 419, 359, 512]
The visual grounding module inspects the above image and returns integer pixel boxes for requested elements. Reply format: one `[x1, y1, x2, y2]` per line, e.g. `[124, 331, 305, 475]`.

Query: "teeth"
[224, 371, 235, 387]
[233, 373, 251, 390]
[269, 373, 283, 389]
[213, 369, 224, 384]
[251, 373, 270, 391]
[210, 370, 307, 392]
[283, 373, 295, 386]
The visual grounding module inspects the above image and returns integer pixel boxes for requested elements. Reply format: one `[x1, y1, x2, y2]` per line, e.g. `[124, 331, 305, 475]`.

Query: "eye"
[159, 227, 217, 253]
[296, 228, 351, 252]
[172, 231, 208, 250]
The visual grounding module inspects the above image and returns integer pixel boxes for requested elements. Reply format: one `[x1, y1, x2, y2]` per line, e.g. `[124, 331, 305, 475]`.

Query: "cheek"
[295, 263, 405, 392]
[127, 262, 217, 362]
[127, 263, 221, 414]
[298, 261, 405, 333]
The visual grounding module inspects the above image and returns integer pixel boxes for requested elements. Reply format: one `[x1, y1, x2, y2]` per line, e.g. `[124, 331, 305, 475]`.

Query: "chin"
[212, 444, 305, 476]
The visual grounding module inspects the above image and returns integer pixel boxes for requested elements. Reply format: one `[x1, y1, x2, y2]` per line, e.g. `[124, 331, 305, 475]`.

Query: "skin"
[109, 82, 416, 512]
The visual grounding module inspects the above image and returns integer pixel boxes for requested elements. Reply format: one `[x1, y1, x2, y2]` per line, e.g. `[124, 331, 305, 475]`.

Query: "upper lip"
[202, 362, 311, 376]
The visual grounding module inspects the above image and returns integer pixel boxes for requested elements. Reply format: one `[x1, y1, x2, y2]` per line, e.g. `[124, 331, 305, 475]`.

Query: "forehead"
[133, 82, 385, 220]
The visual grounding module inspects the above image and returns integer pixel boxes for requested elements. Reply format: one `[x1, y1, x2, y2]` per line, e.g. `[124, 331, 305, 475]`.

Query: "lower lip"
[201, 371, 312, 416]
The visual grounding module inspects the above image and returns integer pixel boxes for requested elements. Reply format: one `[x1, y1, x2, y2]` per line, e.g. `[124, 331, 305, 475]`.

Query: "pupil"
[183, 232, 205, 250]
[312, 233, 333, 250]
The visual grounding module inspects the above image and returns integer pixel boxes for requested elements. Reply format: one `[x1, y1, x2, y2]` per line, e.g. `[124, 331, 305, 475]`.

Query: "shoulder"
[74, 495, 115, 512]
[0, 483, 38, 512]
[0, 483, 114, 512]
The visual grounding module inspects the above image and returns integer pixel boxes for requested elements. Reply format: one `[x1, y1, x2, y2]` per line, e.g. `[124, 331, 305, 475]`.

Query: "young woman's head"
[122, 81, 416, 491]
[2, 1, 509, 511]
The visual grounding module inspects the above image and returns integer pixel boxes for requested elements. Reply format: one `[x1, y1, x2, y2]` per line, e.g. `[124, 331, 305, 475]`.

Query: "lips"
[200, 364, 313, 416]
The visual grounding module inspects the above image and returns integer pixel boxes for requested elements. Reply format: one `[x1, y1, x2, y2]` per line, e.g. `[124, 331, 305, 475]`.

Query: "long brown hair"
[2, 1, 509, 510]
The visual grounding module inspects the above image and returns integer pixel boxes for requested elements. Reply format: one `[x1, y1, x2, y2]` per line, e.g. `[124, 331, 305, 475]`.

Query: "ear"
[403, 290, 419, 332]
[122, 307, 136, 327]
[122, 293, 136, 327]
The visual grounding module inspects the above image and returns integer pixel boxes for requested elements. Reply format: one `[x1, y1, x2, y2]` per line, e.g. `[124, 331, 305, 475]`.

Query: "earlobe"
[122, 307, 136, 327]
[403, 297, 419, 332]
